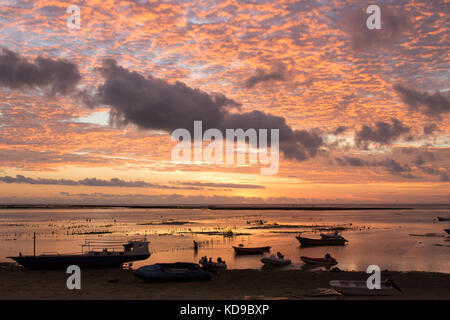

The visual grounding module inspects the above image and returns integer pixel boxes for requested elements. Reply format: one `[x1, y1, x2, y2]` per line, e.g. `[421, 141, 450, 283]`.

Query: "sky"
[0, 0, 448, 204]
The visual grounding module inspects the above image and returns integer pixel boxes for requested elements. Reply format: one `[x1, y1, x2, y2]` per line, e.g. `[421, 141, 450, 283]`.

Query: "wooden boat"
[444, 228, 450, 235]
[437, 216, 450, 221]
[8, 237, 150, 270]
[296, 235, 347, 246]
[301, 256, 337, 265]
[233, 245, 271, 255]
[134, 263, 211, 282]
[329, 279, 400, 296]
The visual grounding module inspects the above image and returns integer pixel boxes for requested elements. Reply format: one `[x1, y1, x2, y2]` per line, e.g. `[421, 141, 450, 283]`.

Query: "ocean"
[0, 205, 449, 273]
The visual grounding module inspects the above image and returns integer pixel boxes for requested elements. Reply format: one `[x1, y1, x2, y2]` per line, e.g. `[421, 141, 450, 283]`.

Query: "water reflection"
[0, 207, 449, 273]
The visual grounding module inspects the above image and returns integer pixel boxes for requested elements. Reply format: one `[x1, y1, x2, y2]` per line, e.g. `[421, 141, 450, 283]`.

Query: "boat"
[199, 256, 227, 270]
[329, 279, 401, 296]
[8, 237, 150, 270]
[233, 245, 271, 255]
[437, 216, 450, 221]
[301, 256, 337, 266]
[133, 263, 211, 282]
[296, 235, 347, 246]
[261, 253, 291, 266]
[444, 229, 450, 235]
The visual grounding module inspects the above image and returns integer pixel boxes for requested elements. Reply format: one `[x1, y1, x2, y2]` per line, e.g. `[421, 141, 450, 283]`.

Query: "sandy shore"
[1, 263, 449, 300]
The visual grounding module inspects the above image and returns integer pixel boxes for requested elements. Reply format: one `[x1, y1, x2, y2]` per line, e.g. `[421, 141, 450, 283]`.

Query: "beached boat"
[437, 216, 450, 221]
[233, 245, 271, 255]
[296, 235, 347, 246]
[444, 228, 450, 235]
[301, 256, 337, 265]
[8, 238, 150, 270]
[329, 279, 400, 296]
[133, 263, 211, 282]
[261, 252, 291, 266]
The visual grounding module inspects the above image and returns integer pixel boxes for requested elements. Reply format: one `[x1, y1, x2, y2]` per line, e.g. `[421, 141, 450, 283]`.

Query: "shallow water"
[0, 206, 449, 273]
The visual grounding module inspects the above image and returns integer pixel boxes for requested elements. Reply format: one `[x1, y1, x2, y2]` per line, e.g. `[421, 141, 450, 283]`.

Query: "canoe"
[233, 246, 271, 255]
[261, 255, 291, 266]
[444, 229, 450, 235]
[301, 256, 337, 265]
[437, 216, 450, 221]
[296, 236, 347, 246]
[133, 263, 211, 282]
[329, 280, 397, 296]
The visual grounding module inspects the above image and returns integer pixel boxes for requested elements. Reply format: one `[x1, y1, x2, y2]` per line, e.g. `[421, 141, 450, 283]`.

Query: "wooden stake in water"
[33, 232, 36, 256]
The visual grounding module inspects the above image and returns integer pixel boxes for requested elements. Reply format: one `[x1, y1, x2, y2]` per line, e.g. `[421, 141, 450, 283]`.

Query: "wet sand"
[1, 263, 449, 300]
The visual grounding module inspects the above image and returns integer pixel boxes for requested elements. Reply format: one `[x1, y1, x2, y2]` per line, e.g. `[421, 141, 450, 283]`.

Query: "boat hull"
[301, 256, 337, 265]
[296, 236, 346, 246]
[261, 257, 291, 265]
[437, 217, 450, 221]
[233, 246, 271, 255]
[134, 263, 211, 282]
[330, 280, 395, 296]
[444, 228, 450, 235]
[8, 254, 150, 270]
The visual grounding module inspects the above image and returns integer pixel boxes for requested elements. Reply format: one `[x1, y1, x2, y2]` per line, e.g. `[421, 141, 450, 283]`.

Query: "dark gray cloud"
[0, 48, 81, 95]
[414, 151, 435, 166]
[355, 118, 410, 147]
[375, 159, 413, 178]
[335, 156, 366, 167]
[335, 156, 413, 178]
[244, 62, 289, 88]
[342, 5, 411, 50]
[0, 175, 202, 190]
[333, 126, 348, 135]
[174, 181, 265, 189]
[394, 85, 450, 118]
[91, 59, 324, 161]
[423, 123, 439, 135]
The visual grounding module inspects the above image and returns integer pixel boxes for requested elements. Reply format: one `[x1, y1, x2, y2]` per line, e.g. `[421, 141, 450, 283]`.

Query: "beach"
[1, 263, 449, 300]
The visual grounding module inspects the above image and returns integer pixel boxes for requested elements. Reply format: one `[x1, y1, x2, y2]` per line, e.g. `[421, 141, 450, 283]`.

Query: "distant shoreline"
[0, 204, 417, 210]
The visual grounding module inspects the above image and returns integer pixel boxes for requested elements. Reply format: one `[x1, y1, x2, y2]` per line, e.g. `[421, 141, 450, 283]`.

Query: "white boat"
[329, 279, 400, 296]
[261, 252, 291, 266]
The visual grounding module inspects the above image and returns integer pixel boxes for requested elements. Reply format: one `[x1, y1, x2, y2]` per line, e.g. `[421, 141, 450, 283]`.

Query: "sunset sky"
[0, 0, 448, 204]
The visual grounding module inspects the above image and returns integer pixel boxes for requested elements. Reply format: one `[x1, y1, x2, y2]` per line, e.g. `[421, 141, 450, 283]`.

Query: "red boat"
[301, 256, 337, 265]
[296, 235, 347, 246]
[233, 245, 271, 255]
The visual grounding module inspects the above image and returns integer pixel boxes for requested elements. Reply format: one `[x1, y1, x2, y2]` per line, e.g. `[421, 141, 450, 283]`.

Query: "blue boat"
[134, 263, 212, 282]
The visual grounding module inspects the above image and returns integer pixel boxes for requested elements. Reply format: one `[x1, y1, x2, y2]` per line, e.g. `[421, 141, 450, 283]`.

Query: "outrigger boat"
[444, 228, 450, 235]
[330, 279, 401, 296]
[437, 216, 450, 222]
[233, 244, 271, 255]
[296, 234, 347, 246]
[8, 236, 150, 270]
